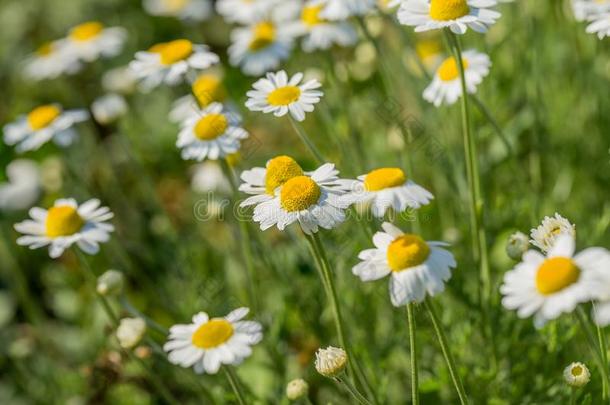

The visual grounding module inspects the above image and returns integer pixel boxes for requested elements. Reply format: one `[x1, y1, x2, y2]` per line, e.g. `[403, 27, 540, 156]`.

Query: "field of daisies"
[1, 0, 609, 403]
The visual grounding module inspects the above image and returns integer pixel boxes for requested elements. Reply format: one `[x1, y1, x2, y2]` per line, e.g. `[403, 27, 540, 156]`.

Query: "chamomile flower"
[102, 66, 138, 95]
[423, 50, 491, 107]
[191, 161, 232, 194]
[63, 21, 127, 63]
[177, 102, 248, 161]
[248, 163, 354, 234]
[0, 160, 41, 212]
[23, 41, 81, 80]
[216, 0, 277, 24]
[130, 39, 219, 90]
[500, 235, 606, 328]
[564, 362, 591, 388]
[342, 167, 434, 217]
[530, 213, 576, 253]
[3, 104, 88, 153]
[143, 0, 212, 21]
[352, 222, 457, 306]
[14, 198, 114, 258]
[586, 13, 610, 38]
[415, 34, 444, 72]
[287, 0, 358, 52]
[572, 0, 610, 21]
[91, 94, 128, 125]
[164, 307, 263, 374]
[398, 0, 501, 34]
[169, 73, 228, 123]
[320, 0, 377, 20]
[228, 19, 295, 76]
[245, 71, 323, 122]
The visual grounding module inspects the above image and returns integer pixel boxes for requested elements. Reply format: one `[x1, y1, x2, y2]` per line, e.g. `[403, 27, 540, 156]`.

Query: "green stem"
[576, 308, 610, 394]
[287, 116, 325, 164]
[570, 387, 576, 405]
[424, 298, 468, 405]
[224, 366, 247, 405]
[336, 376, 373, 405]
[407, 304, 419, 405]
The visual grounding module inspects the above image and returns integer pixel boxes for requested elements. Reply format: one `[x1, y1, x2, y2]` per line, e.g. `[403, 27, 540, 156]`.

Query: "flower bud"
[564, 362, 590, 388]
[96, 270, 124, 296]
[506, 231, 529, 261]
[286, 378, 309, 400]
[116, 317, 146, 349]
[315, 346, 347, 377]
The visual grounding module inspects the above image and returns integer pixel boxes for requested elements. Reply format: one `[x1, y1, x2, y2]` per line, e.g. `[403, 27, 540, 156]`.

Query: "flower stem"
[446, 29, 492, 342]
[288, 115, 325, 164]
[407, 304, 420, 405]
[575, 307, 610, 394]
[335, 376, 373, 405]
[224, 366, 247, 405]
[424, 298, 468, 405]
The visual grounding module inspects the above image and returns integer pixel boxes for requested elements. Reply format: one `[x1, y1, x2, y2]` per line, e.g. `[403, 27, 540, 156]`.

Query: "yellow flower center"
[280, 176, 321, 212]
[45, 206, 85, 237]
[536, 257, 581, 295]
[192, 75, 226, 107]
[572, 366, 583, 377]
[437, 56, 469, 82]
[191, 319, 234, 349]
[416, 38, 442, 61]
[302, 5, 325, 27]
[387, 234, 430, 271]
[265, 155, 304, 195]
[267, 86, 301, 106]
[27, 105, 61, 131]
[164, 0, 189, 12]
[69, 21, 104, 42]
[194, 114, 228, 140]
[429, 0, 470, 21]
[36, 42, 54, 56]
[364, 168, 407, 191]
[152, 39, 194, 65]
[248, 22, 276, 51]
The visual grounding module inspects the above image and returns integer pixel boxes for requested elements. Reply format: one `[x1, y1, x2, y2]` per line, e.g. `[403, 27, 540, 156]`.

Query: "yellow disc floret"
[46, 205, 85, 237]
[249, 22, 276, 51]
[27, 105, 61, 131]
[191, 319, 234, 349]
[536, 257, 581, 295]
[280, 176, 321, 212]
[387, 234, 430, 271]
[267, 86, 301, 106]
[302, 5, 325, 27]
[429, 0, 470, 21]
[192, 75, 226, 107]
[364, 168, 407, 191]
[265, 156, 304, 194]
[154, 39, 193, 65]
[70, 21, 104, 42]
[438, 56, 468, 81]
[194, 114, 228, 140]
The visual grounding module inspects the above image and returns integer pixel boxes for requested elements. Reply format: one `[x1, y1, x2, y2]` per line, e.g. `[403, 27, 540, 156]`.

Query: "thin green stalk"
[575, 307, 610, 395]
[224, 366, 247, 405]
[335, 376, 373, 405]
[570, 387, 576, 405]
[407, 304, 419, 405]
[288, 116, 325, 164]
[424, 298, 468, 405]
[446, 30, 492, 338]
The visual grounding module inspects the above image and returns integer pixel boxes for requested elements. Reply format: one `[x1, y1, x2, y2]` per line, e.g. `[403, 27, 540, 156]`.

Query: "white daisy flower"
[321, 0, 377, 20]
[228, 18, 295, 76]
[572, 0, 610, 22]
[247, 163, 354, 234]
[415, 34, 444, 72]
[398, 0, 501, 34]
[102, 66, 138, 95]
[63, 21, 127, 63]
[423, 50, 491, 107]
[353, 222, 456, 306]
[164, 307, 263, 374]
[3, 104, 88, 153]
[216, 0, 278, 24]
[0, 160, 41, 212]
[582, 250, 610, 327]
[116, 317, 147, 349]
[564, 362, 591, 388]
[169, 73, 228, 123]
[143, 0, 212, 21]
[177, 102, 248, 161]
[342, 167, 434, 218]
[245, 70, 323, 122]
[500, 235, 604, 328]
[14, 198, 114, 258]
[23, 41, 81, 81]
[286, 0, 358, 52]
[130, 39, 219, 91]
[191, 161, 232, 194]
[91, 94, 128, 125]
[586, 13, 610, 38]
[530, 213, 576, 253]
